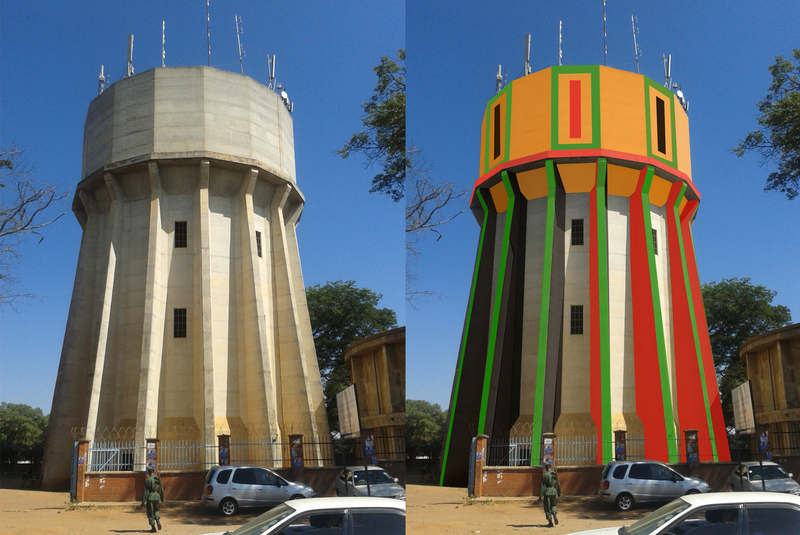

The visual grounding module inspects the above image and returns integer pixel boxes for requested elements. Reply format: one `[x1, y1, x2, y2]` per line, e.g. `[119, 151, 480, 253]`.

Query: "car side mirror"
[790, 473, 794, 478]
[394, 478, 399, 483]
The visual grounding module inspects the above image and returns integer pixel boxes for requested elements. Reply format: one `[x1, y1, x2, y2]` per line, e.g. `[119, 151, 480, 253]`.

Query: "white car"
[199, 496, 405, 535]
[729, 461, 800, 495]
[568, 492, 800, 535]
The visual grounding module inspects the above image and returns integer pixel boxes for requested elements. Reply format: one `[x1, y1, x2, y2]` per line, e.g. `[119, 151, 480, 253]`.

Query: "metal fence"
[87, 441, 144, 472]
[159, 439, 218, 470]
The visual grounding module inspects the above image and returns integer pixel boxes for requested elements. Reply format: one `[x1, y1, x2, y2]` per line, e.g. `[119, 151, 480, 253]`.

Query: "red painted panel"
[680, 201, 731, 461]
[570, 80, 582, 139]
[589, 171, 603, 464]
[667, 183, 708, 461]
[629, 167, 668, 462]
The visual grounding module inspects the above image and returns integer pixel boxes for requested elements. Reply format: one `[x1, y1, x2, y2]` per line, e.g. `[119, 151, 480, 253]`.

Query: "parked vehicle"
[198, 496, 405, 535]
[729, 461, 800, 495]
[598, 460, 711, 511]
[202, 465, 316, 516]
[334, 466, 405, 500]
[567, 492, 800, 535]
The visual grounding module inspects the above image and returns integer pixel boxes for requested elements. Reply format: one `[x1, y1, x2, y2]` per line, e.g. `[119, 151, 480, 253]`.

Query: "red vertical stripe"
[629, 167, 668, 462]
[681, 201, 731, 462]
[666, 183, 705, 462]
[570, 80, 582, 139]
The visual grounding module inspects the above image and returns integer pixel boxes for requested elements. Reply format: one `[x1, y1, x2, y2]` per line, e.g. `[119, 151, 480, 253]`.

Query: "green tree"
[734, 49, 800, 200]
[306, 280, 397, 431]
[703, 277, 792, 428]
[339, 50, 408, 202]
[406, 399, 446, 472]
[1, 147, 69, 306]
[0, 403, 49, 468]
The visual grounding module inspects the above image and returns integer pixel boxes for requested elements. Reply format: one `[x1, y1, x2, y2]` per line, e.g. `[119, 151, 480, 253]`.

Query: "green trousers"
[145, 500, 161, 526]
[543, 494, 558, 521]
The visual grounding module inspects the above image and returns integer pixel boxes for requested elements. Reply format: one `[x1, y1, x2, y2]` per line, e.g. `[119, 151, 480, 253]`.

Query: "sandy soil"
[2, 486, 657, 534]
[407, 484, 656, 534]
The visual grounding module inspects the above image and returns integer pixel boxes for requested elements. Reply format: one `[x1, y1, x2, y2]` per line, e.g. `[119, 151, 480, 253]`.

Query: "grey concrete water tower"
[42, 66, 329, 489]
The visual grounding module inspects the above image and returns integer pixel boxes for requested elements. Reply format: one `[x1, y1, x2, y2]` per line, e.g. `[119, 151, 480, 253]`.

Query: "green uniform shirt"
[539, 469, 561, 498]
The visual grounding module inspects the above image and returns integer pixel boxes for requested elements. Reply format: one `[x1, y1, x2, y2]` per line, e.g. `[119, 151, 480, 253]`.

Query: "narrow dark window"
[656, 97, 666, 155]
[493, 103, 501, 159]
[571, 219, 584, 246]
[256, 231, 262, 258]
[174, 308, 187, 338]
[652, 228, 658, 255]
[175, 221, 187, 248]
[570, 305, 584, 335]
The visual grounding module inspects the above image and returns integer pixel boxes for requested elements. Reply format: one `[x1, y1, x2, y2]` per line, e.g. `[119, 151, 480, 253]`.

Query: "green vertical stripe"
[640, 167, 678, 461]
[439, 189, 490, 485]
[595, 158, 613, 463]
[531, 161, 557, 466]
[478, 171, 515, 434]
[672, 185, 718, 460]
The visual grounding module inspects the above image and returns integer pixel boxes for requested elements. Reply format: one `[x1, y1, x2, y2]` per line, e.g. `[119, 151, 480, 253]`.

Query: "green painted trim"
[595, 158, 613, 463]
[550, 65, 601, 151]
[477, 171, 515, 434]
[439, 188, 491, 485]
[672, 185, 718, 461]
[643, 78, 679, 168]
[483, 83, 514, 176]
[640, 166, 679, 461]
[531, 160, 557, 466]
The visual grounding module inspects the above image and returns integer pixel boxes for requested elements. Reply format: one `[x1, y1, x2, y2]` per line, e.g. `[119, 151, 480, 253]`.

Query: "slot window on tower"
[571, 219, 584, 246]
[175, 221, 187, 248]
[256, 231, 263, 257]
[174, 308, 187, 338]
[570, 305, 584, 335]
[652, 228, 658, 255]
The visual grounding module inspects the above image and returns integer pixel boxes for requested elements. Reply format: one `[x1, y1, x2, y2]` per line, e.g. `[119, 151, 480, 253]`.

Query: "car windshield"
[353, 469, 395, 486]
[618, 499, 691, 535]
[748, 465, 790, 480]
[229, 503, 295, 535]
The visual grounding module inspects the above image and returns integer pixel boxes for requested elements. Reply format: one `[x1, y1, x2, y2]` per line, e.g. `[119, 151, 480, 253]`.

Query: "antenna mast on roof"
[495, 64, 506, 94]
[206, 0, 211, 66]
[126, 35, 134, 77]
[98, 65, 106, 95]
[235, 15, 245, 75]
[524, 34, 531, 76]
[161, 21, 166, 67]
[267, 54, 276, 90]
[631, 15, 641, 74]
[663, 54, 672, 88]
[602, 0, 607, 66]
[559, 20, 563, 66]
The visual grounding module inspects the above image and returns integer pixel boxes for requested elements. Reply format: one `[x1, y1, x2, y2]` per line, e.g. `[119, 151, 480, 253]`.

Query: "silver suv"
[201, 465, 316, 516]
[599, 460, 711, 510]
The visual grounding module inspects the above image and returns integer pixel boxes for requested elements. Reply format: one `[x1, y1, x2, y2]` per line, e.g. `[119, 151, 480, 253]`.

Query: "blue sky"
[0, 1, 405, 413]
[406, 0, 800, 409]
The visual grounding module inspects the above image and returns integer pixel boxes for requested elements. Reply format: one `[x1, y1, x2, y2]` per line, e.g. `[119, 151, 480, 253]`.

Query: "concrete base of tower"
[553, 413, 598, 437]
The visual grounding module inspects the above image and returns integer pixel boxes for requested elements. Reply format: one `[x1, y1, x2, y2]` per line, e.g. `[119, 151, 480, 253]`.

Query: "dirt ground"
[2, 486, 657, 534]
[406, 484, 657, 534]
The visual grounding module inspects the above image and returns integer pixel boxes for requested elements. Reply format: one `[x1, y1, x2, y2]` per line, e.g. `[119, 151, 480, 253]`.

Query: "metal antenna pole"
[524, 34, 531, 76]
[235, 15, 245, 75]
[126, 34, 134, 77]
[559, 21, 563, 66]
[206, 0, 211, 66]
[631, 15, 641, 74]
[161, 21, 166, 68]
[602, 0, 607, 66]
[496, 64, 503, 94]
[98, 65, 105, 95]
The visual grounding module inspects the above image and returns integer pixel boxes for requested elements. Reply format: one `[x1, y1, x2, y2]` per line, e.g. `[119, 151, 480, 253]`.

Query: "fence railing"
[87, 441, 145, 472]
[159, 439, 218, 470]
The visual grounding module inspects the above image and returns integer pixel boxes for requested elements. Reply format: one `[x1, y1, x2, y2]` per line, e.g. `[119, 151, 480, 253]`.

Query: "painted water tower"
[42, 66, 329, 489]
[440, 65, 729, 486]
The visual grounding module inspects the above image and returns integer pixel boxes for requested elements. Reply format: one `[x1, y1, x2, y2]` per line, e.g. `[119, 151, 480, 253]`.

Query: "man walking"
[537, 462, 561, 527]
[142, 467, 165, 532]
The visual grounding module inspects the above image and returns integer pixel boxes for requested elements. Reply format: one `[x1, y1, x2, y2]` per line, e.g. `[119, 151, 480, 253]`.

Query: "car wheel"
[219, 498, 238, 516]
[290, 494, 305, 500]
[615, 493, 634, 511]
[685, 489, 700, 495]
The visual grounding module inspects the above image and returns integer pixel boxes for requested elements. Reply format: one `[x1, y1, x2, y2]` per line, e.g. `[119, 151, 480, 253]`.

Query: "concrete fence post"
[218, 434, 230, 465]
[289, 434, 304, 481]
[145, 438, 159, 472]
[473, 434, 488, 497]
[614, 430, 627, 461]
[76, 439, 89, 502]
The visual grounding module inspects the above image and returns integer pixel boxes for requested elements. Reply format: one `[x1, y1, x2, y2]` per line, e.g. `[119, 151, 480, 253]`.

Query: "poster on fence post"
[614, 430, 627, 461]
[218, 435, 230, 466]
[542, 433, 555, 469]
[146, 439, 159, 472]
